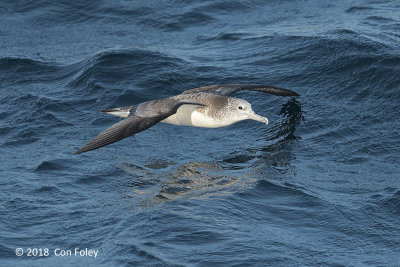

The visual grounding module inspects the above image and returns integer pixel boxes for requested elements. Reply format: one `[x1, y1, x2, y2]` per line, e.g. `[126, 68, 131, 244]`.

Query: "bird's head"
[223, 98, 269, 125]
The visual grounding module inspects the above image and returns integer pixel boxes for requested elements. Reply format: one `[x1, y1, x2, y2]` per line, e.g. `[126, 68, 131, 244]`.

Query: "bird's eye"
[238, 106, 243, 110]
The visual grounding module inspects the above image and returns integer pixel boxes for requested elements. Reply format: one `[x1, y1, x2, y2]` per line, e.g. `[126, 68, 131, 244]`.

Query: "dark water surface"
[1, 0, 400, 266]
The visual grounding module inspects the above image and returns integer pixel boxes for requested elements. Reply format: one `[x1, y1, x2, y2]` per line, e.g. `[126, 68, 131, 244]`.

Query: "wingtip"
[74, 145, 95, 154]
[272, 86, 300, 97]
[74, 146, 91, 154]
[292, 92, 300, 97]
[73, 149, 83, 155]
[275, 86, 300, 97]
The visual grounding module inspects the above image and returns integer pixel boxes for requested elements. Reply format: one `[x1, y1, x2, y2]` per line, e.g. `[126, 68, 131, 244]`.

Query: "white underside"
[161, 105, 235, 128]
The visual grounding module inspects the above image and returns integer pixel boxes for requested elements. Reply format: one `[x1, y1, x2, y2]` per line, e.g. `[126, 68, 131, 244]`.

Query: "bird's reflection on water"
[120, 160, 257, 205]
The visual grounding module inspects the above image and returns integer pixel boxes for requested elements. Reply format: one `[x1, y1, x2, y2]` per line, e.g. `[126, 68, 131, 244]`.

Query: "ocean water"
[1, 0, 399, 266]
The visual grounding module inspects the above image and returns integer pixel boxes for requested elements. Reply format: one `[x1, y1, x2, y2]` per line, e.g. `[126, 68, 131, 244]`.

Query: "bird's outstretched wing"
[74, 99, 203, 154]
[181, 84, 299, 97]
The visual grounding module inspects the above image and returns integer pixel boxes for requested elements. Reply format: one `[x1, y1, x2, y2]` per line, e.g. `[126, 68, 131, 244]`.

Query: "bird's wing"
[181, 84, 300, 97]
[74, 99, 204, 154]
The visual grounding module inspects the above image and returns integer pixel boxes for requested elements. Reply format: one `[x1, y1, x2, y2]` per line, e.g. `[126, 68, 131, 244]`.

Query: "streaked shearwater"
[74, 84, 299, 154]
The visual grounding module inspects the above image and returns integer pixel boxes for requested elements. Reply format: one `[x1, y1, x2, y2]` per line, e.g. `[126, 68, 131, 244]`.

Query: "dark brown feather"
[181, 84, 300, 97]
[75, 100, 204, 154]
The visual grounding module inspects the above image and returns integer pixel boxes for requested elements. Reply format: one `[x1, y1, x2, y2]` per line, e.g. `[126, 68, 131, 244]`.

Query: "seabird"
[74, 84, 299, 154]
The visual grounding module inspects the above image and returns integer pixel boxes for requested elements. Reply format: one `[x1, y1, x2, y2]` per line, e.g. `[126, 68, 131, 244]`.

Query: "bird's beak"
[248, 111, 269, 125]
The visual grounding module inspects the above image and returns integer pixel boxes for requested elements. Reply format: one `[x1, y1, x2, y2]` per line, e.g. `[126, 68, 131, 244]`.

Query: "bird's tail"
[101, 106, 134, 118]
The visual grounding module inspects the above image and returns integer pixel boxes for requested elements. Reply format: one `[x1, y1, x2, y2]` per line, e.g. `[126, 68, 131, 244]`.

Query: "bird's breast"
[160, 104, 197, 126]
[160, 105, 233, 128]
[190, 110, 231, 128]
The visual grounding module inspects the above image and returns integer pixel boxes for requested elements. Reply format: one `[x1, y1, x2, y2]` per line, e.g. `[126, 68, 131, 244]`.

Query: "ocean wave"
[371, 189, 400, 216]
[0, 57, 64, 86]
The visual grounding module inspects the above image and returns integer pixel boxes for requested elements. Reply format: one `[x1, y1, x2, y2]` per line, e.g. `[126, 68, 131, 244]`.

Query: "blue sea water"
[1, 0, 399, 266]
